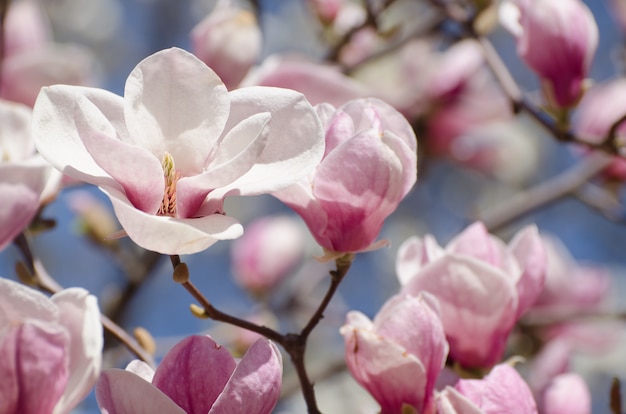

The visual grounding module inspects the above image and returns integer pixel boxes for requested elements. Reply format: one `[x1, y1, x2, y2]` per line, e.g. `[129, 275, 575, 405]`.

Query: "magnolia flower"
[33, 47, 324, 255]
[0, 277, 102, 414]
[97, 335, 282, 414]
[340, 293, 449, 414]
[274, 98, 417, 256]
[397, 222, 546, 368]
[1, 0, 94, 107]
[499, 0, 598, 108]
[438, 364, 538, 414]
[541, 373, 591, 414]
[230, 215, 304, 295]
[572, 78, 626, 180]
[0, 99, 53, 251]
[191, 0, 261, 90]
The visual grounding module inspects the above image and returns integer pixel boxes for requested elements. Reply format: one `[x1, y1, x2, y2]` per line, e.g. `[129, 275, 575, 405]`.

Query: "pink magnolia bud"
[541, 373, 591, 414]
[500, 0, 598, 108]
[191, 0, 261, 90]
[572, 78, 626, 180]
[340, 293, 449, 414]
[230, 215, 304, 295]
[438, 364, 538, 414]
[0, 278, 103, 414]
[274, 98, 417, 255]
[397, 222, 546, 368]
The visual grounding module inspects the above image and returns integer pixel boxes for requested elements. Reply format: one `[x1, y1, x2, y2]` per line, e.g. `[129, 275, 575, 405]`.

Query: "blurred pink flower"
[274, 98, 417, 256]
[438, 364, 538, 414]
[0, 277, 102, 414]
[97, 336, 282, 414]
[0, 99, 53, 251]
[340, 293, 449, 414]
[572, 78, 626, 180]
[191, 0, 261, 90]
[0, 0, 95, 107]
[541, 373, 591, 414]
[530, 235, 610, 314]
[33, 47, 324, 255]
[397, 222, 546, 368]
[230, 215, 304, 295]
[245, 55, 371, 107]
[500, 0, 598, 108]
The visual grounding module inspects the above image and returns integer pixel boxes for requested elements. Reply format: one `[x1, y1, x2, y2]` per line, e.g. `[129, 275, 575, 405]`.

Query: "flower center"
[158, 152, 181, 216]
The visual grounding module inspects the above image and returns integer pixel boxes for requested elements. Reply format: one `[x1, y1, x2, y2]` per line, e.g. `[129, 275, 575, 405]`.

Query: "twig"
[482, 152, 613, 232]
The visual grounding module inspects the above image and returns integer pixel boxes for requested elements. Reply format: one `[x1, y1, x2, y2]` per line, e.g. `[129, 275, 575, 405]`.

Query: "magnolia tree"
[2, 0, 626, 413]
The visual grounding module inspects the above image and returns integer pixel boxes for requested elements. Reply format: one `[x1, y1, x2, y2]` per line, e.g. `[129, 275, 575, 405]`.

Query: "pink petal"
[212, 86, 325, 196]
[0, 277, 58, 324]
[341, 325, 428, 413]
[508, 225, 546, 317]
[32, 85, 124, 188]
[0, 164, 49, 251]
[0, 100, 33, 160]
[177, 112, 271, 218]
[210, 339, 282, 414]
[437, 387, 483, 414]
[74, 95, 164, 214]
[313, 130, 404, 252]
[403, 255, 518, 368]
[104, 187, 243, 255]
[51, 288, 103, 414]
[153, 335, 237, 414]
[396, 235, 444, 285]
[542, 373, 590, 414]
[96, 369, 185, 414]
[123, 48, 229, 176]
[0, 324, 69, 414]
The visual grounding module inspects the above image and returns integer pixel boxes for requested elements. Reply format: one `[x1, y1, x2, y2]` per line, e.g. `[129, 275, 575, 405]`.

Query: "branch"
[481, 152, 612, 231]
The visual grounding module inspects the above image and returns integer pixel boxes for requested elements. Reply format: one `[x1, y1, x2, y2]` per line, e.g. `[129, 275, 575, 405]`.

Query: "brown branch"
[482, 152, 613, 232]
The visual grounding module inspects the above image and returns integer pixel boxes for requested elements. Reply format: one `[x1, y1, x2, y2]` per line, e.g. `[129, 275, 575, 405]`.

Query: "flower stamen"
[159, 152, 181, 216]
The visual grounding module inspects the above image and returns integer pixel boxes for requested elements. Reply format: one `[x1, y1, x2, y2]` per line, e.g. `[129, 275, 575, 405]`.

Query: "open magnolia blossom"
[32, 47, 324, 254]
[274, 98, 417, 257]
[96, 335, 282, 414]
[396, 222, 546, 368]
[0, 277, 103, 414]
[0, 99, 54, 251]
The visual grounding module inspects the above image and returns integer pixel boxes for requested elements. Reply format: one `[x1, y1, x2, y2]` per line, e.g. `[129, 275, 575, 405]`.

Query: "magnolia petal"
[0, 99, 33, 160]
[74, 96, 163, 214]
[177, 112, 271, 218]
[153, 336, 236, 414]
[542, 373, 590, 414]
[123, 48, 229, 175]
[456, 364, 538, 414]
[381, 129, 417, 198]
[0, 277, 58, 325]
[0, 164, 49, 251]
[210, 339, 283, 414]
[272, 181, 330, 249]
[403, 255, 518, 368]
[342, 326, 428, 413]
[0, 324, 69, 414]
[437, 387, 483, 414]
[213, 86, 325, 196]
[508, 225, 546, 318]
[32, 85, 122, 188]
[96, 369, 185, 414]
[396, 235, 444, 285]
[125, 360, 155, 383]
[314, 129, 403, 252]
[323, 110, 355, 156]
[104, 187, 243, 255]
[51, 289, 102, 414]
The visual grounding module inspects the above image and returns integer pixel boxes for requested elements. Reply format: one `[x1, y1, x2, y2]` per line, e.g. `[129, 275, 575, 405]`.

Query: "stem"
[482, 152, 612, 232]
[171, 253, 355, 414]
